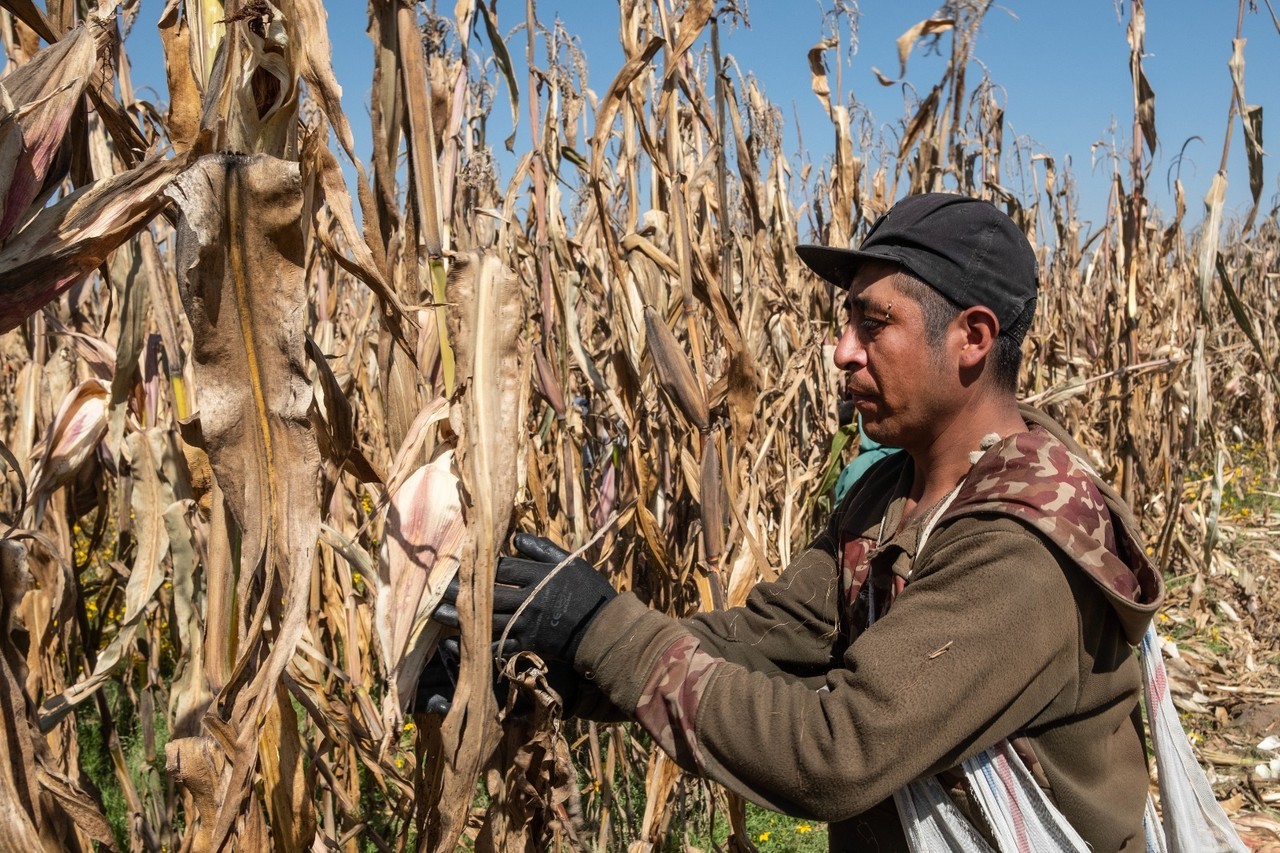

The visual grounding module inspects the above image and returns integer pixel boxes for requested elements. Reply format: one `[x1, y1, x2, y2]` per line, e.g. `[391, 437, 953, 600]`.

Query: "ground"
[1170, 473, 1280, 851]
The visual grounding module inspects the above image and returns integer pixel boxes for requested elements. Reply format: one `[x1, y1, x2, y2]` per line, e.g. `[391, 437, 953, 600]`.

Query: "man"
[431, 193, 1163, 851]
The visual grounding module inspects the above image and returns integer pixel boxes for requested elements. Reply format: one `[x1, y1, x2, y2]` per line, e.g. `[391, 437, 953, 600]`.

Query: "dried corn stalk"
[422, 251, 528, 852]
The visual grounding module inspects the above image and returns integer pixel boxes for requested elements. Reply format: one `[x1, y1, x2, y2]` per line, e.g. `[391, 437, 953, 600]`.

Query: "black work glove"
[409, 635, 585, 716]
[434, 533, 616, 665]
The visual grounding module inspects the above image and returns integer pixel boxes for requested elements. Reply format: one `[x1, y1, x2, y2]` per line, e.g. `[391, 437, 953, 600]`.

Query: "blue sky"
[117, 2, 1277, 234]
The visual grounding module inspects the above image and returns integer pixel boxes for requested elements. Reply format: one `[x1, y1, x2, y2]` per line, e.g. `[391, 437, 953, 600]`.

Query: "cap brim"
[796, 244, 900, 289]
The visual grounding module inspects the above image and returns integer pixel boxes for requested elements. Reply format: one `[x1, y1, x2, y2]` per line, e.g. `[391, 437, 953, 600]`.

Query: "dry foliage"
[0, 0, 1276, 850]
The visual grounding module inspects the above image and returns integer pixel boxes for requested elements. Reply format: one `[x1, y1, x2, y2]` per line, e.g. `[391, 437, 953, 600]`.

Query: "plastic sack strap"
[893, 772, 998, 853]
[962, 741, 1091, 852]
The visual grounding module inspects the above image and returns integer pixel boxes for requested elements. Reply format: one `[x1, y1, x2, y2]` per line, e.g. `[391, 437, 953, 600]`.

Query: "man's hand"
[434, 532, 616, 665]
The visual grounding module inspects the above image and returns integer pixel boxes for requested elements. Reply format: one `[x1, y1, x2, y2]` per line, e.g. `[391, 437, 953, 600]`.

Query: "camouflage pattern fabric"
[632, 634, 718, 773]
[839, 535, 875, 607]
[935, 426, 1162, 641]
[838, 531, 905, 632]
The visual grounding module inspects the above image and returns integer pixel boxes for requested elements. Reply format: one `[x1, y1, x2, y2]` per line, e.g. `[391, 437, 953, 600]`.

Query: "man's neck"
[902, 397, 1027, 519]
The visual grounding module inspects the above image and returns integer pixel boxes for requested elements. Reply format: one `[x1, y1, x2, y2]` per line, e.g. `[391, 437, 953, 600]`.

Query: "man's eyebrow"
[845, 294, 892, 317]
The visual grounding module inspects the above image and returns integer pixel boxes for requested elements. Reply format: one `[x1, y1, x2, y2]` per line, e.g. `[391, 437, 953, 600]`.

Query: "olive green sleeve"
[568, 528, 839, 717]
[680, 532, 841, 682]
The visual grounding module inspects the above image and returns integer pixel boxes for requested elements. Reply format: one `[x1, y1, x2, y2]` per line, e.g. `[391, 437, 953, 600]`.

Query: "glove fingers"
[432, 602, 460, 628]
[496, 556, 551, 587]
[424, 636, 518, 666]
[436, 635, 516, 658]
[490, 583, 531, 613]
[412, 646, 458, 715]
[435, 581, 524, 620]
[430, 620, 521, 655]
[416, 665, 454, 693]
[438, 578, 461, 605]
[512, 532, 573, 565]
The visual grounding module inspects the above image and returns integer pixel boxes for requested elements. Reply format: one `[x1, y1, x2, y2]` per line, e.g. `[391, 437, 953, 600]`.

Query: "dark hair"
[890, 270, 1031, 392]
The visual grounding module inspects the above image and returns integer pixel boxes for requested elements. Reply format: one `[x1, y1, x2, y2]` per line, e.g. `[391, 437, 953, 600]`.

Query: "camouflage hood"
[935, 404, 1164, 645]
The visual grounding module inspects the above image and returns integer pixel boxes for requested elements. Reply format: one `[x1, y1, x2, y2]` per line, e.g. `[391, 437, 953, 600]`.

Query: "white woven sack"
[895, 740, 1091, 853]
[1145, 795, 1170, 853]
[893, 772, 998, 852]
[1141, 626, 1248, 853]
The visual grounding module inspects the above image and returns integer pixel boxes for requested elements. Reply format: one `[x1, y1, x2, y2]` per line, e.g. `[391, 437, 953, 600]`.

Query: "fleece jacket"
[574, 405, 1164, 852]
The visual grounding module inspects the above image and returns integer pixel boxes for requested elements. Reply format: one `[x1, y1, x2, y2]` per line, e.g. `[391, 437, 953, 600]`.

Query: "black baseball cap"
[797, 193, 1038, 337]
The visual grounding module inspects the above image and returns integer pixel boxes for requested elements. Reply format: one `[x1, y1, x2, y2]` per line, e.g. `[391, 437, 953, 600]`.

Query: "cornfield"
[0, 0, 1277, 850]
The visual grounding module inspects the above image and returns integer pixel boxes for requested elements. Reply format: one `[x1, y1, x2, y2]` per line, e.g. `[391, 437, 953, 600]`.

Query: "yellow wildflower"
[796, 823, 813, 833]
[757, 831, 770, 842]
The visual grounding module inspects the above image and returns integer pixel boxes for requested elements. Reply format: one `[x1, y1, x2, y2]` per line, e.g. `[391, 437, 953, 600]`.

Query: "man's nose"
[833, 325, 866, 370]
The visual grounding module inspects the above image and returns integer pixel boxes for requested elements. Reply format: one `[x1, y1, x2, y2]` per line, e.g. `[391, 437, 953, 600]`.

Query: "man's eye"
[858, 317, 884, 332]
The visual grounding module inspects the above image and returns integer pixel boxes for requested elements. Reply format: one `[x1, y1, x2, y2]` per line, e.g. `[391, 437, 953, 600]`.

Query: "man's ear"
[955, 306, 1000, 370]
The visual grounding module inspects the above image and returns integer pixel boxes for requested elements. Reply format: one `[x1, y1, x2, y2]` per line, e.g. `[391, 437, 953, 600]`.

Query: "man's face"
[833, 262, 956, 452]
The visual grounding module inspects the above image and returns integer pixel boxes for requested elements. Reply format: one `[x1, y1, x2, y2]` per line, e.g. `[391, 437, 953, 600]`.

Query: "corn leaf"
[0, 155, 178, 334]
[1217, 254, 1280, 395]
[873, 17, 955, 85]
[1127, 0, 1156, 155]
[198, 1, 299, 156]
[661, 0, 714, 86]
[808, 38, 837, 117]
[1197, 171, 1228, 314]
[167, 152, 320, 849]
[157, 0, 202, 155]
[0, 19, 97, 240]
[38, 428, 174, 731]
[1229, 38, 1264, 226]
[0, 540, 46, 849]
[477, 2, 519, 153]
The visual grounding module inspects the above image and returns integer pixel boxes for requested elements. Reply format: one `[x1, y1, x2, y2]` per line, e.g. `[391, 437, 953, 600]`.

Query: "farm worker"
[431, 193, 1164, 851]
